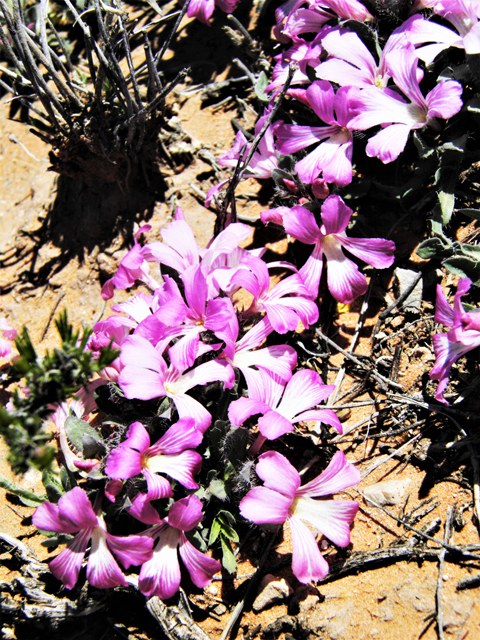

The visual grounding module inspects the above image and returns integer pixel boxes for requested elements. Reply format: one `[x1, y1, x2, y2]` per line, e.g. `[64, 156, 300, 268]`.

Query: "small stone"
[252, 574, 293, 612]
[298, 595, 320, 613]
[213, 604, 227, 615]
[207, 585, 218, 596]
[394, 268, 423, 313]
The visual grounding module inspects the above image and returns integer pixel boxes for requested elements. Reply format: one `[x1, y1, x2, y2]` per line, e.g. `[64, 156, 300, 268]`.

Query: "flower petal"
[289, 515, 330, 583]
[239, 486, 292, 524]
[49, 528, 92, 589]
[256, 450, 301, 497]
[139, 526, 182, 599]
[297, 451, 361, 497]
[178, 534, 221, 588]
[293, 496, 359, 548]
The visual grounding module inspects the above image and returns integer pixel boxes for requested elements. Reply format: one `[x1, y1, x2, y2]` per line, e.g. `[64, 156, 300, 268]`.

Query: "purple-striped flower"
[32, 487, 153, 589]
[274, 81, 359, 186]
[262, 195, 395, 303]
[229, 368, 342, 454]
[138, 495, 221, 599]
[240, 451, 360, 583]
[105, 419, 202, 520]
[431, 278, 480, 404]
[348, 45, 463, 163]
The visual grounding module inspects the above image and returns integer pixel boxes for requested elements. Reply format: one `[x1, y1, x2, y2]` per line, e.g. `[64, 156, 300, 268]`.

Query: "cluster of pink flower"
[33, 208, 364, 593]
[208, 0, 465, 188]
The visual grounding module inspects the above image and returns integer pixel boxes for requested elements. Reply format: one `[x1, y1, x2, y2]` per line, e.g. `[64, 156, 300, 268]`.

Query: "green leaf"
[443, 256, 480, 285]
[254, 71, 270, 103]
[209, 511, 239, 546]
[0, 477, 47, 507]
[65, 416, 104, 452]
[416, 237, 452, 260]
[220, 535, 237, 574]
[437, 191, 455, 226]
[42, 469, 64, 502]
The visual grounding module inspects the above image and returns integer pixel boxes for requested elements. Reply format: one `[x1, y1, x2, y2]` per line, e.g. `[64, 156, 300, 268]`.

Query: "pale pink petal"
[128, 493, 163, 525]
[278, 370, 335, 420]
[49, 528, 92, 589]
[289, 514, 330, 583]
[297, 451, 361, 497]
[33, 501, 77, 534]
[293, 497, 359, 547]
[118, 365, 166, 401]
[228, 396, 271, 426]
[258, 410, 293, 439]
[365, 124, 412, 163]
[139, 527, 182, 599]
[57, 487, 98, 530]
[143, 468, 174, 500]
[283, 206, 321, 244]
[426, 80, 463, 120]
[434, 285, 455, 326]
[295, 409, 343, 433]
[239, 486, 292, 524]
[274, 123, 335, 155]
[339, 236, 396, 269]
[321, 195, 353, 235]
[256, 450, 300, 497]
[147, 417, 202, 455]
[172, 394, 213, 433]
[299, 244, 324, 299]
[323, 240, 368, 303]
[147, 450, 202, 489]
[178, 535, 221, 587]
[106, 532, 154, 569]
[167, 495, 203, 532]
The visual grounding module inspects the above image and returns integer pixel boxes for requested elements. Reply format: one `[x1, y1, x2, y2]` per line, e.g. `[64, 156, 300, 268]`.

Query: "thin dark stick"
[316, 328, 404, 391]
[120, 67, 190, 129]
[214, 62, 296, 235]
[155, 0, 191, 66]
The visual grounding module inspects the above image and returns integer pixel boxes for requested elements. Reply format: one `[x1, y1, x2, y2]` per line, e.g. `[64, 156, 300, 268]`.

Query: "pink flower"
[406, 1, 480, 64]
[240, 451, 360, 583]
[138, 495, 221, 599]
[274, 81, 359, 186]
[348, 45, 463, 163]
[105, 419, 202, 523]
[0, 316, 17, 358]
[229, 257, 319, 333]
[117, 335, 235, 432]
[32, 487, 153, 589]
[183, 0, 240, 24]
[431, 278, 480, 404]
[262, 195, 395, 303]
[101, 226, 159, 300]
[229, 368, 342, 454]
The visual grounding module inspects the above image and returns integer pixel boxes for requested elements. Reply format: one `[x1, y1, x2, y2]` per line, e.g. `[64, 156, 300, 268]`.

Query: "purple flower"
[105, 419, 202, 516]
[262, 195, 395, 303]
[117, 335, 235, 432]
[431, 278, 480, 404]
[0, 316, 17, 358]
[32, 487, 153, 589]
[276, 0, 373, 42]
[274, 81, 359, 186]
[406, 1, 480, 64]
[240, 451, 360, 583]
[349, 45, 463, 163]
[229, 257, 319, 333]
[229, 368, 342, 454]
[101, 226, 159, 300]
[182, 0, 239, 24]
[138, 495, 221, 599]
